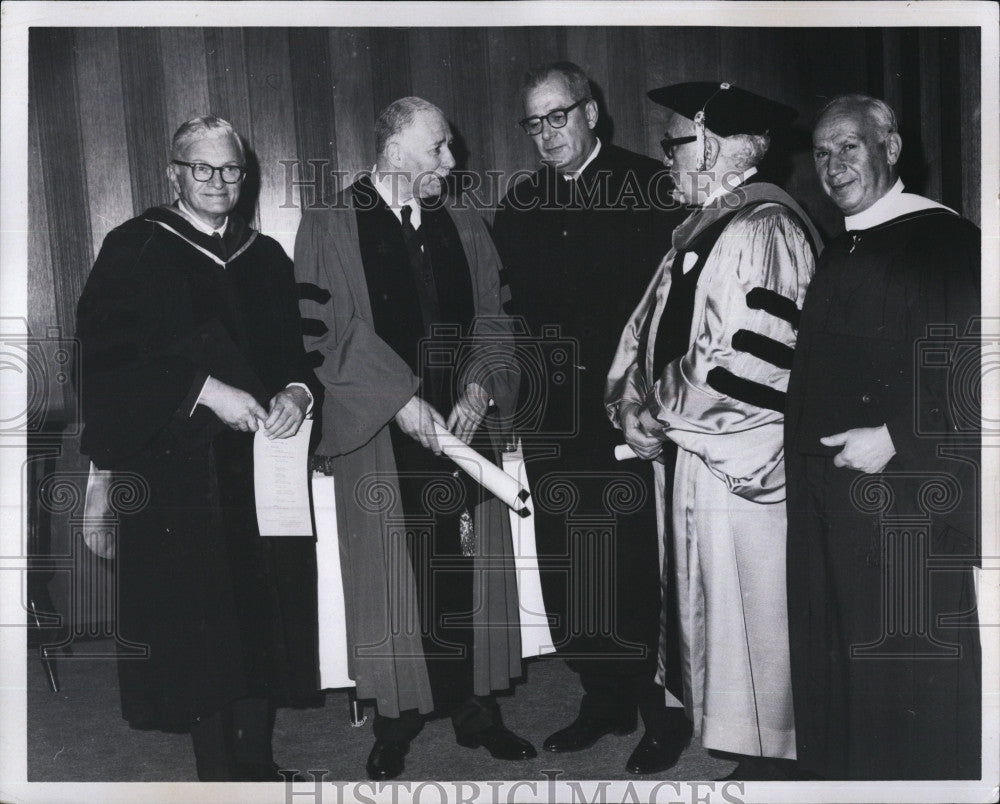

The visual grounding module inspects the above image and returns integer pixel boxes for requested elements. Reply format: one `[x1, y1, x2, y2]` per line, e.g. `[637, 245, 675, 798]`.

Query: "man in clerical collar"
[492, 62, 688, 776]
[784, 93, 981, 781]
[606, 81, 821, 781]
[76, 115, 319, 781]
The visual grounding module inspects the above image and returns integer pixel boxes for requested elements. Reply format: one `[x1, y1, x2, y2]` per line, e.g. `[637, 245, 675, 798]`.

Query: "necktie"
[399, 204, 441, 332]
[400, 205, 426, 272]
[211, 231, 227, 261]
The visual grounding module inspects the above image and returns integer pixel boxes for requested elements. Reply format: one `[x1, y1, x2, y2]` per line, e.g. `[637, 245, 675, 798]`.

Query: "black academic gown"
[492, 144, 686, 720]
[77, 206, 319, 731]
[785, 207, 981, 779]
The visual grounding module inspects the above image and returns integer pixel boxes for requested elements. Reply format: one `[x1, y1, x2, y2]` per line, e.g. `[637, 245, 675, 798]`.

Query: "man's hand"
[199, 376, 267, 432]
[264, 386, 310, 439]
[820, 424, 896, 473]
[447, 381, 490, 445]
[621, 401, 664, 461]
[395, 394, 447, 454]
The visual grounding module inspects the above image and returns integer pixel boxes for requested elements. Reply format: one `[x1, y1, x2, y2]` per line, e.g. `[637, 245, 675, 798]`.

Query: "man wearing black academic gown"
[785, 93, 981, 780]
[295, 97, 533, 782]
[76, 117, 319, 781]
[491, 61, 689, 775]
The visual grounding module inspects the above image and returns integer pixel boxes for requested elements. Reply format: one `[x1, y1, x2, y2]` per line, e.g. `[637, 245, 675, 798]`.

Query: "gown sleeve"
[294, 207, 419, 455]
[452, 206, 519, 428]
[882, 217, 980, 471]
[642, 204, 817, 502]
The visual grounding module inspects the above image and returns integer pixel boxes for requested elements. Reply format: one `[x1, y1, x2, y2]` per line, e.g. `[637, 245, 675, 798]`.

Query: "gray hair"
[817, 93, 898, 141]
[375, 97, 443, 158]
[170, 115, 245, 162]
[724, 133, 771, 170]
[521, 61, 592, 105]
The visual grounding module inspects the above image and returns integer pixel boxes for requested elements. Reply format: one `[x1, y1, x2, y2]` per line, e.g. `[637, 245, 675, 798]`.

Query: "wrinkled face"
[661, 113, 703, 205]
[522, 77, 598, 173]
[812, 106, 897, 216]
[394, 110, 456, 200]
[167, 132, 243, 228]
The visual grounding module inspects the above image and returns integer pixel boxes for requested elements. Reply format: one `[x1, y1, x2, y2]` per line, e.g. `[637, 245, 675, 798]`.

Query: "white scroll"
[615, 443, 638, 461]
[312, 472, 355, 690]
[502, 442, 556, 658]
[314, 438, 553, 687]
[431, 422, 530, 516]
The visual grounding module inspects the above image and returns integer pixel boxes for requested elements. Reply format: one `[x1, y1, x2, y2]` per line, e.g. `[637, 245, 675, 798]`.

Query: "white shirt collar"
[844, 178, 953, 231]
[562, 138, 602, 181]
[701, 167, 757, 209]
[372, 166, 421, 228]
[177, 199, 228, 237]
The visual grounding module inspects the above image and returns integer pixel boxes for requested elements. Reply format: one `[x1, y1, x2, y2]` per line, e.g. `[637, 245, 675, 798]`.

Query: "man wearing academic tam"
[606, 82, 822, 780]
[784, 93, 981, 780]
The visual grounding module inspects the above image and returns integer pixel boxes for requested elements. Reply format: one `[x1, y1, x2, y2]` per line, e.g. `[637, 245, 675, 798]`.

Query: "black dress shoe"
[626, 726, 692, 775]
[543, 713, 637, 753]
[457, 724, 537, 760]
[366, 740, 409, 781]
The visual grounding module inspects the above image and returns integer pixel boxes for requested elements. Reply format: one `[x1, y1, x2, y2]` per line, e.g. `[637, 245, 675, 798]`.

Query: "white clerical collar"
[844, 178, 953, 231]
[372, 166, 421, 228]
[177, 200, 228, 237]
[701, 167, 757, 209]
[562, 138, 602, 181]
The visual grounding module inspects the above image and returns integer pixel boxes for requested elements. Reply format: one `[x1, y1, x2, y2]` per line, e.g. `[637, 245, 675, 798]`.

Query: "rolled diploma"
[433, 422, 531, 516]
[614, 443, 638, 461]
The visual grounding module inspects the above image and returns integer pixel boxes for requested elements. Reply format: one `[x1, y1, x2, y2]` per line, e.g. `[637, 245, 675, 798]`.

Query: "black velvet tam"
[647, 81, 797, 136]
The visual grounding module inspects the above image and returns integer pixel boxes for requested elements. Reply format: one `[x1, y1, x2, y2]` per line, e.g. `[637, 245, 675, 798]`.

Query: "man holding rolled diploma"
[294, 97, 533, 781]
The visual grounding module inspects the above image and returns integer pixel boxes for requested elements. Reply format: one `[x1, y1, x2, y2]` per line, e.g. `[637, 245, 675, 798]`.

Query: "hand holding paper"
[263, 385, 310, 439]
[620, 401, 663, 460]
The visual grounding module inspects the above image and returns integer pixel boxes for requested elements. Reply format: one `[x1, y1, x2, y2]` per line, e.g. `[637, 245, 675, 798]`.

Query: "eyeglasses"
[518, 98, 589, 135]
[660, 135, 697, 160]
[172, 160, 245, 184]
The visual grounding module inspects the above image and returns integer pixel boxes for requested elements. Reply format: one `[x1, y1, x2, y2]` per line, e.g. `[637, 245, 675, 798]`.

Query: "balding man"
[785, 93, 981, 780]
[606, 82, 822, 780]
[294, 97, 533, 781]
[77, 116, 319, 781]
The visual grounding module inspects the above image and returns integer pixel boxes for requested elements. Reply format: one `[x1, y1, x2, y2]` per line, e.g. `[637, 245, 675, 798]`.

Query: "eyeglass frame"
[659, 135, 697, 160]
[171, 160, 246, 184]
[518, 97, 590, 135]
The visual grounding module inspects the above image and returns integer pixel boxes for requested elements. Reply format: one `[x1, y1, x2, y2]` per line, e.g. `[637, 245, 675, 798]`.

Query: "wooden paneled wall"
[23, 24, 983, 626]
[28, 25, 981, 424]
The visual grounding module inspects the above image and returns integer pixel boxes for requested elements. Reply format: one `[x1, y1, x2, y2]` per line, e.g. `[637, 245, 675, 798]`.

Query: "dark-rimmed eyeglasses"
[660, 135, 697, 160]
[518, 98, 589, 135]
[172, 160, 245, 184]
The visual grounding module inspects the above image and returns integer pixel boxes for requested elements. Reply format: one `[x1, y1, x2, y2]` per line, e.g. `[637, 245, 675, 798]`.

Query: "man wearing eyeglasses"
[606, 83, 821, 780]
[491, 61, 689, 775]
[77, 116, 319, 781]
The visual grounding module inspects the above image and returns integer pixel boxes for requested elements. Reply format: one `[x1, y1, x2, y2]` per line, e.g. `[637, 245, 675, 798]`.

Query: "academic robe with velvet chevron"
[606, 182, 820, 759]
[77, 206, 320, 731]
[294, 178, 522, 718]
